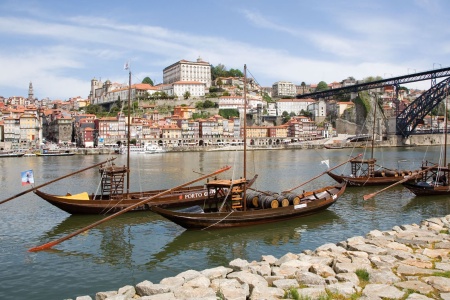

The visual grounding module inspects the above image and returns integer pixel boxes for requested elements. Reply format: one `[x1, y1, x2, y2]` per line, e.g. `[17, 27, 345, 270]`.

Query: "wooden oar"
[282, 154, 362, 194]
[0, 157, 117, 205]
[363, 164, 438, 201]
[28, 165, 231, 252]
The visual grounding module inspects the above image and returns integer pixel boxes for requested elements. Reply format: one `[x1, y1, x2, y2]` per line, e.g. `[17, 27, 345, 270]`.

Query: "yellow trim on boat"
[56, 192, 90, 200]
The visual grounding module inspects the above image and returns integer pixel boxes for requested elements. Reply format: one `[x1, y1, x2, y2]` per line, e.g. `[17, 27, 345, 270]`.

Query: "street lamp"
[383, 73, 393, 79]
[433, 63, 442, 70]
[407, 68, 416, 74]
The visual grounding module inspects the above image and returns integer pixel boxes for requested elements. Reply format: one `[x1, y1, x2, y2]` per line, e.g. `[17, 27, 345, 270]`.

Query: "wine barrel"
[245, 191, 260, 208]
[258, 195, 279, 209]
[276, 195, 289, 207]
[284, 193, 300, 205]
[383, 170, 398, 177]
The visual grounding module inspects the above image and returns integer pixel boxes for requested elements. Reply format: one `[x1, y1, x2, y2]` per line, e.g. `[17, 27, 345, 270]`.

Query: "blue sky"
[0, 0, 448, 100]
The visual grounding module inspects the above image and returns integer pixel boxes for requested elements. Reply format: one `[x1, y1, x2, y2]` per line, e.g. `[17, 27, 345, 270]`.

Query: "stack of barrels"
[245, 191, 301, 209]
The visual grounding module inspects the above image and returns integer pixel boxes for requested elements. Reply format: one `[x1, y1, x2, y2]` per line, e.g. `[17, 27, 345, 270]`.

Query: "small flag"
[124, 61, 129, 70]
[321, 159, 330, 168]
[21, 170, 34, 186]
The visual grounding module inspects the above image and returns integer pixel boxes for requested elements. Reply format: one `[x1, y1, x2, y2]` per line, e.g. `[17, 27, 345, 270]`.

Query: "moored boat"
[327, 158, 419, 186]
[151, 181, 346, 230]
[0, 151, 25, 158]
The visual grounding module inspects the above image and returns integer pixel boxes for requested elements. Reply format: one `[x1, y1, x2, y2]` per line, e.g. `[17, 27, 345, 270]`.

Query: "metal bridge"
[296, 67, 450, 137]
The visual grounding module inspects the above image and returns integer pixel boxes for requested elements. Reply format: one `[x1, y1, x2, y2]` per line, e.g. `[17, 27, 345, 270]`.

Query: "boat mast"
[371, 95, 377, 160]
[444, 91, 448, 166]
[243, 64, 247, 210]
[126, 68, 131, 195]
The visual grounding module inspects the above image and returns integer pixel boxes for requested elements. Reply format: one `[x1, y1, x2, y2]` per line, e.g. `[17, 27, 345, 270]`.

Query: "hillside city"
[0, 57, 428, 152]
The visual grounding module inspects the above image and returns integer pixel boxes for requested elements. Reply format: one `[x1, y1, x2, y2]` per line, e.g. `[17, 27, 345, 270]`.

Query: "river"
[1, 146, 449, 299]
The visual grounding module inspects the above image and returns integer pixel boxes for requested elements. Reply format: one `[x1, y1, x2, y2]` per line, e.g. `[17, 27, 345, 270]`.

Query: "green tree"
[301, 82, 306, 94]
[219, 109, 239, 119]
[183, 91, 191, 100]
[142, 77, 154, 85]
[281, 111, 290, 124]
[211, 64, 227, 80]
[316, 81, 329, 92]
[228, 68, 243, 77]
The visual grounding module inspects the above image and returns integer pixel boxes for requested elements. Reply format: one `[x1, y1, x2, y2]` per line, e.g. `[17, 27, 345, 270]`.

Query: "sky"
[0, 0, 449, 100]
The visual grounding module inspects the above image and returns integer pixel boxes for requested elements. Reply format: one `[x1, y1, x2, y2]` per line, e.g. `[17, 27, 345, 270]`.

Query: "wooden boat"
[326, 158, 419, 187]
[33, 172, 257, 214]
[151, 65, 346, 230]
[323, 143, 344, 149]
[327, 95, 420, 186]
[151, 181, 346, 230]
[0, 151, 25, 158]
[402, 91, 450, 196]
[32, 69, 245, 215]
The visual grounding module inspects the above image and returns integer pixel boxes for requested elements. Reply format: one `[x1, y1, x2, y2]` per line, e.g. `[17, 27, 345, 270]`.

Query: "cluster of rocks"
[74, 215, 450, 300]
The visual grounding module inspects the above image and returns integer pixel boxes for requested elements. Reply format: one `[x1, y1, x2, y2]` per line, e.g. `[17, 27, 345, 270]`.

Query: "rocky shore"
[72, 215, 450, 300]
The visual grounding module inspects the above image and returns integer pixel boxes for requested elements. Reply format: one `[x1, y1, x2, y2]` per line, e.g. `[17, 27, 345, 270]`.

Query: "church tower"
[28, 82, 34, 100]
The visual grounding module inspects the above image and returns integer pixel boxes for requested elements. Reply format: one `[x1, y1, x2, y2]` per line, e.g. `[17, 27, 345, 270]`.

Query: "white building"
[218, 96, 264, 111]
[272, 81, 296, 98]
[163, 57, 212, 88]
[161, 81, 206, 99]
[276, 98, 316, 116]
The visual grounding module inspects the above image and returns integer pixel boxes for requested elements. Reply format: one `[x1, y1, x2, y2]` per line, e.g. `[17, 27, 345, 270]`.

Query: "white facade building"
[218, 96, 264, 111]
[276, 98, 316, 116]
[163, 57, 212, 88]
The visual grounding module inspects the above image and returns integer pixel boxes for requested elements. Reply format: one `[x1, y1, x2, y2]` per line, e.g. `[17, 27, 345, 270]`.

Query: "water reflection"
[145, 210, 340, 270]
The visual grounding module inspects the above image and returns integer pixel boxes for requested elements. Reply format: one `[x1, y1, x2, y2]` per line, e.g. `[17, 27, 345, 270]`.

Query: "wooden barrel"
[245, 191, 260, 208]
[383, 170, 398, 177]
[276, 195, 289, 207]
[258, 195, 279, 209]
[284, 193, 300, 205]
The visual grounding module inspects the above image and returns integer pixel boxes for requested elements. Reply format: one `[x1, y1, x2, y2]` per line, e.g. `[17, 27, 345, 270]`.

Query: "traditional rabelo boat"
[326, 157, 419, 187]
[30, 67, 246, 215]
[151, 65, 347, 230]
[402, 91, 450, 196]
[326, 95, 420, 187]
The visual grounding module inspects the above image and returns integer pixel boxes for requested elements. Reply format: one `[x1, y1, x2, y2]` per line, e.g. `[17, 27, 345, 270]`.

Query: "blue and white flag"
[21, 170, 34, 186]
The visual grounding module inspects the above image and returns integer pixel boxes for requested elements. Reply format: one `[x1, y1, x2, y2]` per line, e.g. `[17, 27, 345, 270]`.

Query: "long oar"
[28, 165, 231, 252]
[363, 164, 438, 201]
[0, 157, 117, 205]
[282, 154, 362, 194]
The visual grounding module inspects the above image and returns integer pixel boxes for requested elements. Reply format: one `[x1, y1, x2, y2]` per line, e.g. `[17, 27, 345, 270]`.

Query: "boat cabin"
[418, 161, 449, 186]
[349, 158, 377, 178]
[205, 178, 247, 211]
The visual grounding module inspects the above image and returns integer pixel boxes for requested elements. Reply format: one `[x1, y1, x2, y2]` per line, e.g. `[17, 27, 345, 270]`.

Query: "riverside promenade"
[72, 215, 450, 300]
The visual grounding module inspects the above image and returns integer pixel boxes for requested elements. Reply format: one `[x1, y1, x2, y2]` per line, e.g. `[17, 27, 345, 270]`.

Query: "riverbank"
[72, 214, 450, 300]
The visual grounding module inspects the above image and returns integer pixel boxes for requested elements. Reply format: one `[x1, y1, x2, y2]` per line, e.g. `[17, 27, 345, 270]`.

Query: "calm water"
[1, 146, 450, 299]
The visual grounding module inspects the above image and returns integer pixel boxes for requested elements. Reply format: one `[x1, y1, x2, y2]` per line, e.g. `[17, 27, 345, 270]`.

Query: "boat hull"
[34, 186, 211, 214]
[151, 183, 346, 230]
[327, 171, 416, 186]
[34, 175, 258, 215]
[402, 182, 450, 196]
[0, 153, 25, 158]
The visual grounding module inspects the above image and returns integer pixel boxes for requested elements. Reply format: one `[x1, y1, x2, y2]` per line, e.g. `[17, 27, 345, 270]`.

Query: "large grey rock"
[295, 271, 326, 286]
[362, 283, 405, 299]
[227, 271, 268, 289]
[394, 280, 434, 294]
[422, 276, 450, 292]
[95, 291, 117, 300]
[201, 266, 232, 279]
[249, 285, 284, 300]
[136, 280, 170, 296]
